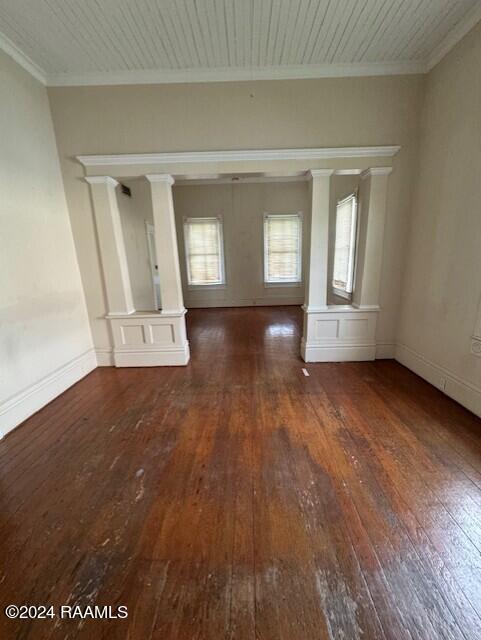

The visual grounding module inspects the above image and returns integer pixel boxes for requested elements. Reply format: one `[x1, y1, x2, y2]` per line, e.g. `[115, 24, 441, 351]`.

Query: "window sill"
[264, 281, 303, 288]
[332, 287, 352, 301]
[187, 283, 226, 291]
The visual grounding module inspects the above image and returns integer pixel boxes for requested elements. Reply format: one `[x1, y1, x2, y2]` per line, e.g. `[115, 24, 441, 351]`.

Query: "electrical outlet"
[439, 377, 446, 391]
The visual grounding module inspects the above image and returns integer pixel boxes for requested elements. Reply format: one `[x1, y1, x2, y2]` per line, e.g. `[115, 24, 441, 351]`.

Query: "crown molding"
[0, 31, 46, 84]
[77, 146, 400, 168]
[47, 60, 424, 87]
[427, 3, 481, 71]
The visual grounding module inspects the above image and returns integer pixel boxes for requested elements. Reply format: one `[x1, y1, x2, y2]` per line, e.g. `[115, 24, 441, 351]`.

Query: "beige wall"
[173, 181, 310, 308]
[397, 22, 481, 410]
[48, 74, 423, 351]
[0, 51, 93, 435]
[117, 178, 155, 311]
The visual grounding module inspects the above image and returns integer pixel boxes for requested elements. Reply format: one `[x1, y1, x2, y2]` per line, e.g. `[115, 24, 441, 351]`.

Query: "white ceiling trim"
[0, 3, 479, 88]
[47, 60, 424, 87]
[426, 2, 481, 70]
[77, 146, 401, 168]
[0, 30, 45, 84]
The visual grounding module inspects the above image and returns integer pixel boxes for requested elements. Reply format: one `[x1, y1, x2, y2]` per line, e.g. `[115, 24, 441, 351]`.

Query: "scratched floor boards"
[0, 306, 480, 639]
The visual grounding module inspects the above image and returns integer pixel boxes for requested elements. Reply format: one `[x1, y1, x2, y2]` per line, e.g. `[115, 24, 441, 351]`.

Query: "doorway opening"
[173, 176, 308, 359]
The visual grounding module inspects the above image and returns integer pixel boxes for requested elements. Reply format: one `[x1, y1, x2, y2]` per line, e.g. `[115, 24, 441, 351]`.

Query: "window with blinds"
[264, 214, 302, 284]
[183, 217, 225, 286]
[332, 194, 358, 297]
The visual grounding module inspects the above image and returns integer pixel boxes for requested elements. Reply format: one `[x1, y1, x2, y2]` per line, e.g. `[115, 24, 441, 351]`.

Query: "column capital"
[360, 167, 392, 180]
[85, 176, 119, 187]
[308, 169, 335, 179]
[145, 174, 175, 185]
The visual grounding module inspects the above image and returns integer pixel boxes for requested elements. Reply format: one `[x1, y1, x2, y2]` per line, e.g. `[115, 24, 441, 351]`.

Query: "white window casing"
[183, 217, 225, 287]
[333, 194, 358, 299]
[264, 213, 302, 285]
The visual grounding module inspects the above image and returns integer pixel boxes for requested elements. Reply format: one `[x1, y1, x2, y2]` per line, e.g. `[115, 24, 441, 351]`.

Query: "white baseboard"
[395, 343, 481, 418]
[376, 342, 396, 359]
[301, 338, 376, 362]
[0, 348, 97, 438]
[113, 343, 190, 367]
[96, 348, 114, 366]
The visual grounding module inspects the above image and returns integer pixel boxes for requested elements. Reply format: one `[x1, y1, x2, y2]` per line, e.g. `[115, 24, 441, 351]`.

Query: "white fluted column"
[304, 169, 333, 311]
[129, 173, 190, 366]
[301, 169, 333, 361]
[146, 174, 185, 315]
[86, 176, 134, 315]
[352, 167, 392, 309]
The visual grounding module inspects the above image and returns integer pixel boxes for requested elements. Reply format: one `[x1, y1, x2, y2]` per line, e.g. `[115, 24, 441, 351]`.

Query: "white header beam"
[77, 146, 401, 168]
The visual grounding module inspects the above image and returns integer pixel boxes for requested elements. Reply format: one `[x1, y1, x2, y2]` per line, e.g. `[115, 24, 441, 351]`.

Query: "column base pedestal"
[301, 306, 379, 363]
[107, 310, 190, 367]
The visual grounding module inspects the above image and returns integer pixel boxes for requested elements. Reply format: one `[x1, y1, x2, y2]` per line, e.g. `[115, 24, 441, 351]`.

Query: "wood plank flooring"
[0, 306, 480, 639]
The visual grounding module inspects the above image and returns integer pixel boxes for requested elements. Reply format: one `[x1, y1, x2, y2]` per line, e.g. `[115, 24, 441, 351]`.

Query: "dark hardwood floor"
[1, 306, 480, 639]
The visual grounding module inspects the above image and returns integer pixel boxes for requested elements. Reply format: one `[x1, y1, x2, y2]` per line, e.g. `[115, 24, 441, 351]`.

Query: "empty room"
[1, 1, 481, 638]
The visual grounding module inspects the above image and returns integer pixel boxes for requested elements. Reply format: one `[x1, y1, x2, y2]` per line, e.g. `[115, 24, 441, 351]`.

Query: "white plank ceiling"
[0, 0, 480, 85]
